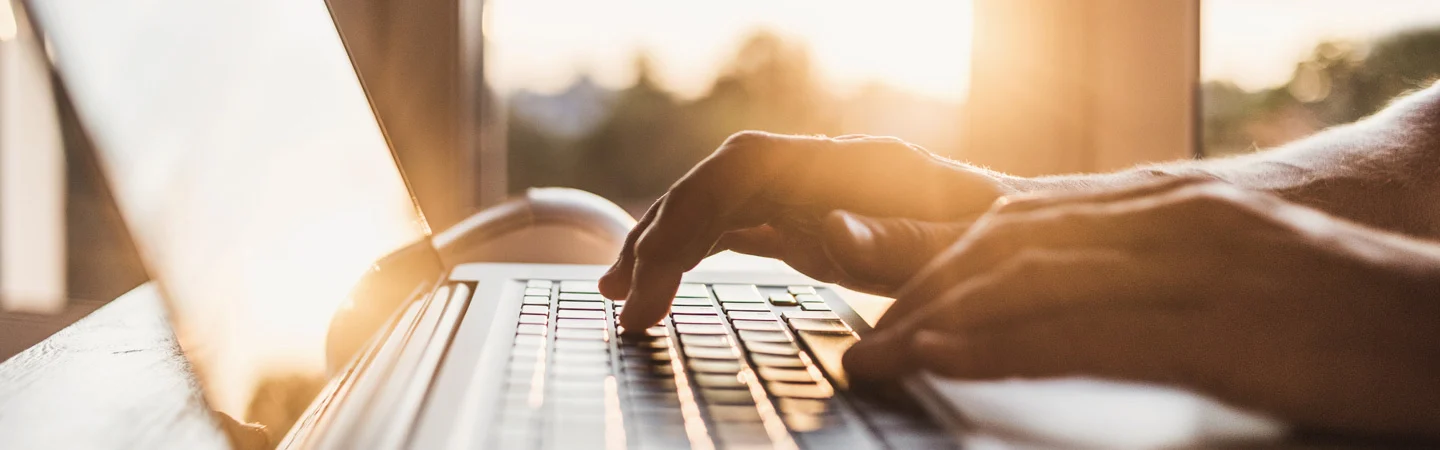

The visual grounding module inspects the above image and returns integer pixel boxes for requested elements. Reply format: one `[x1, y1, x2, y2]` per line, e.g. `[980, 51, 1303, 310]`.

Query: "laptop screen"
[24, 0, 429, 417]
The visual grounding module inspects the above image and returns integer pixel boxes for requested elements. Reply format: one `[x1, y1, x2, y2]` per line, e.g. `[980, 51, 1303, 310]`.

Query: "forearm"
[994, 82, 1440, 239]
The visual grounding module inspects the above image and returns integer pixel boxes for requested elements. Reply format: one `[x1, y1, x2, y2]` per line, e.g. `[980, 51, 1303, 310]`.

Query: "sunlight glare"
[489, 0, 973, 101]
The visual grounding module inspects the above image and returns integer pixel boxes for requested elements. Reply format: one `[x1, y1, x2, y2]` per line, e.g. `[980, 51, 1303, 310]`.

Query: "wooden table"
[0, 283, 230, 450]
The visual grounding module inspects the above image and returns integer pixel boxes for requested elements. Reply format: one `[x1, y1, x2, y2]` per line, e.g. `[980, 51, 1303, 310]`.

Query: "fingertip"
[617, 306, 665, 333]
[842, 331, 917, 381]
[598, 265, 630, 300]
[911, 330, 960, 353]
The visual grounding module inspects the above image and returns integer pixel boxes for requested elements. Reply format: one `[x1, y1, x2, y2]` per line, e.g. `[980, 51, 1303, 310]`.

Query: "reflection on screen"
[27, 0, 429, 416]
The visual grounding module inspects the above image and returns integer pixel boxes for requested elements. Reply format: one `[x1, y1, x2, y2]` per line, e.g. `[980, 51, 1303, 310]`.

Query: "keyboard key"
[700, 388, 757, 405]
[522, 296, 550, 305]
[558, 292, 606, 301]
[783, 413, 843, 433]
[688, 360, 743, 374]
[800, 302, 833, 311]
[683, 345, 739, 360]
[756, 366, 815, 383]
[789, 318, 851, 334]
[782, 311, 839, 321]
[514, 335, 546, 346]
[744, 341, 800, 356]
[671, 314, 723, 325]
[629, 378, 678, 391]
[619, 348, 670, 360]
[552, 353, 610, 365]
[520, 305, 549, 315]
[692, 373, 745, 388]
[516, 324, 548, 335]
[712, 423, 772, 445]
[619, 326, 670, 337]
[712, 284, 764, 303]
[558, 301, 605, 310]
[524, 287, 551, 297]
[527, 280, 554, 289]
[672, 297, 712, 306]
[726, 310, 776, 321]
[676, 283, 710, 298]
[617, 337, 669, 349]
[552, 365, 612, 379]
[519, 314, 548, 325]
[721, 302, 769, 312]
[670, 305, 717, 315]
[737, 330, 792, 343]
[557, 318, 608, 329]
[788, 286, 817, 295]
[678, 334, 731, 348]
[750, 354, 806, 369]
[555, 340, 608, 351]
[555, 328, 606, 340]
[768, 381, 833, 399]
[731, 320, 784, 332]
[796, 330, 859, 389]
[707, 405, 763, 423]
[674, 324, 727, 335]
[767, 293, 799, 306]
[559, 280, 600, 293]
[557, 309, 606, 319]
[626, 364, 675, 377]
[776, 398, 832, 415]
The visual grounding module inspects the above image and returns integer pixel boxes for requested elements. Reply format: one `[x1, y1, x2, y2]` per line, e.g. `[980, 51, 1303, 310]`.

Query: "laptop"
[21, 0, 965, 448]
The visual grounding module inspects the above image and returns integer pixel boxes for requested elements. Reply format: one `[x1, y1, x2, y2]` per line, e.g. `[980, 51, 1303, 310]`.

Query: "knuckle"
[719, 130, 775, 154]
[631, 231, 669, 262]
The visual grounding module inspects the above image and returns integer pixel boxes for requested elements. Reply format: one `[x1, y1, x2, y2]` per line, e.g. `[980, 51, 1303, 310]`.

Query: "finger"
[879, 186, 1216, 329]
[910, 308, 1198, 385]
[820, 210, 971, 294]
[714, 226, 785, 259]
[600, 196, 662, 300]
[849, 250, 1194, 381]
[621, 133, 990, 325]
[842, 324, 923, 381]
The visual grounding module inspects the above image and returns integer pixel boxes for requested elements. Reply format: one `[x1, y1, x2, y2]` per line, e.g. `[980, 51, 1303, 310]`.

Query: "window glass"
[490, 0, 974, 213]
[1202, 0, 1440, 156]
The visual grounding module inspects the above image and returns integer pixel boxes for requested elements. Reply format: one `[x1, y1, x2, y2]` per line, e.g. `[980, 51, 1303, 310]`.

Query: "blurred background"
[2, 0, 1440, 436]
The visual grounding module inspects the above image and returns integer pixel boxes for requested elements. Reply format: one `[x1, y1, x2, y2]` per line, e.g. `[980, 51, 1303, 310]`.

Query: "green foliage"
[1203, 27, 1440, 156]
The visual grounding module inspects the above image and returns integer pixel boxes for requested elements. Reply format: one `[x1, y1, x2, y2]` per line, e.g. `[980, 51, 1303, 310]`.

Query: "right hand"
[599, 131, 1011, 331]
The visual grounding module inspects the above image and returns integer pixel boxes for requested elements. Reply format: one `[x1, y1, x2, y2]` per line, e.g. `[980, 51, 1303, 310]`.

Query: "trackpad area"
[923, 374, 1287, 448]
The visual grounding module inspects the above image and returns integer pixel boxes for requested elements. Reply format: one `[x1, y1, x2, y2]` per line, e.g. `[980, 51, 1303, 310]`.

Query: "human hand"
[599, 131, 1009, 331]
[844, 178, 1440, 438]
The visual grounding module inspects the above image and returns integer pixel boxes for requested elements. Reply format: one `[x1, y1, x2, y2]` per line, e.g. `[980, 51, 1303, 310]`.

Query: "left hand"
[843, 178, 1440, 438]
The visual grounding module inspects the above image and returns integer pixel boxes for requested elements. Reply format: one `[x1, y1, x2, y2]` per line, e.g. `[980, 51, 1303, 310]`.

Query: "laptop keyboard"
[490, 280, 957, 450]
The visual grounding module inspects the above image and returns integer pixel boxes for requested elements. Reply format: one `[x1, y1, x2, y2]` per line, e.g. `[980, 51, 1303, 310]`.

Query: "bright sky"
[491, 0, 1440, 101]
[488, 0, 973, 101]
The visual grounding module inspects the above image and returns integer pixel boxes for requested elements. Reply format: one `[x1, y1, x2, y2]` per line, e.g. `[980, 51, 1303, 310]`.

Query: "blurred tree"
[574, 54, 690, 201]
[1203, 27, 1440, 157]
[505, 29, 965, 212]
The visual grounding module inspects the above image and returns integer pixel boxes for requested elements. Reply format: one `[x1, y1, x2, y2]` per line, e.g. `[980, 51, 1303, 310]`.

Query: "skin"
[600, 83, 1440, 437]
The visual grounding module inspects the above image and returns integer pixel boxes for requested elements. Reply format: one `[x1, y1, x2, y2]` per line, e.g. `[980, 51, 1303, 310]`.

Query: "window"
[489, 0, 974, 214]
[1202, 0, 1440, 156]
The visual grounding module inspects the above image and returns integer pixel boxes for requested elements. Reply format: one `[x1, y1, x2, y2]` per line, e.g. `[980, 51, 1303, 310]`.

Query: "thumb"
[820, 210, 969, 294]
